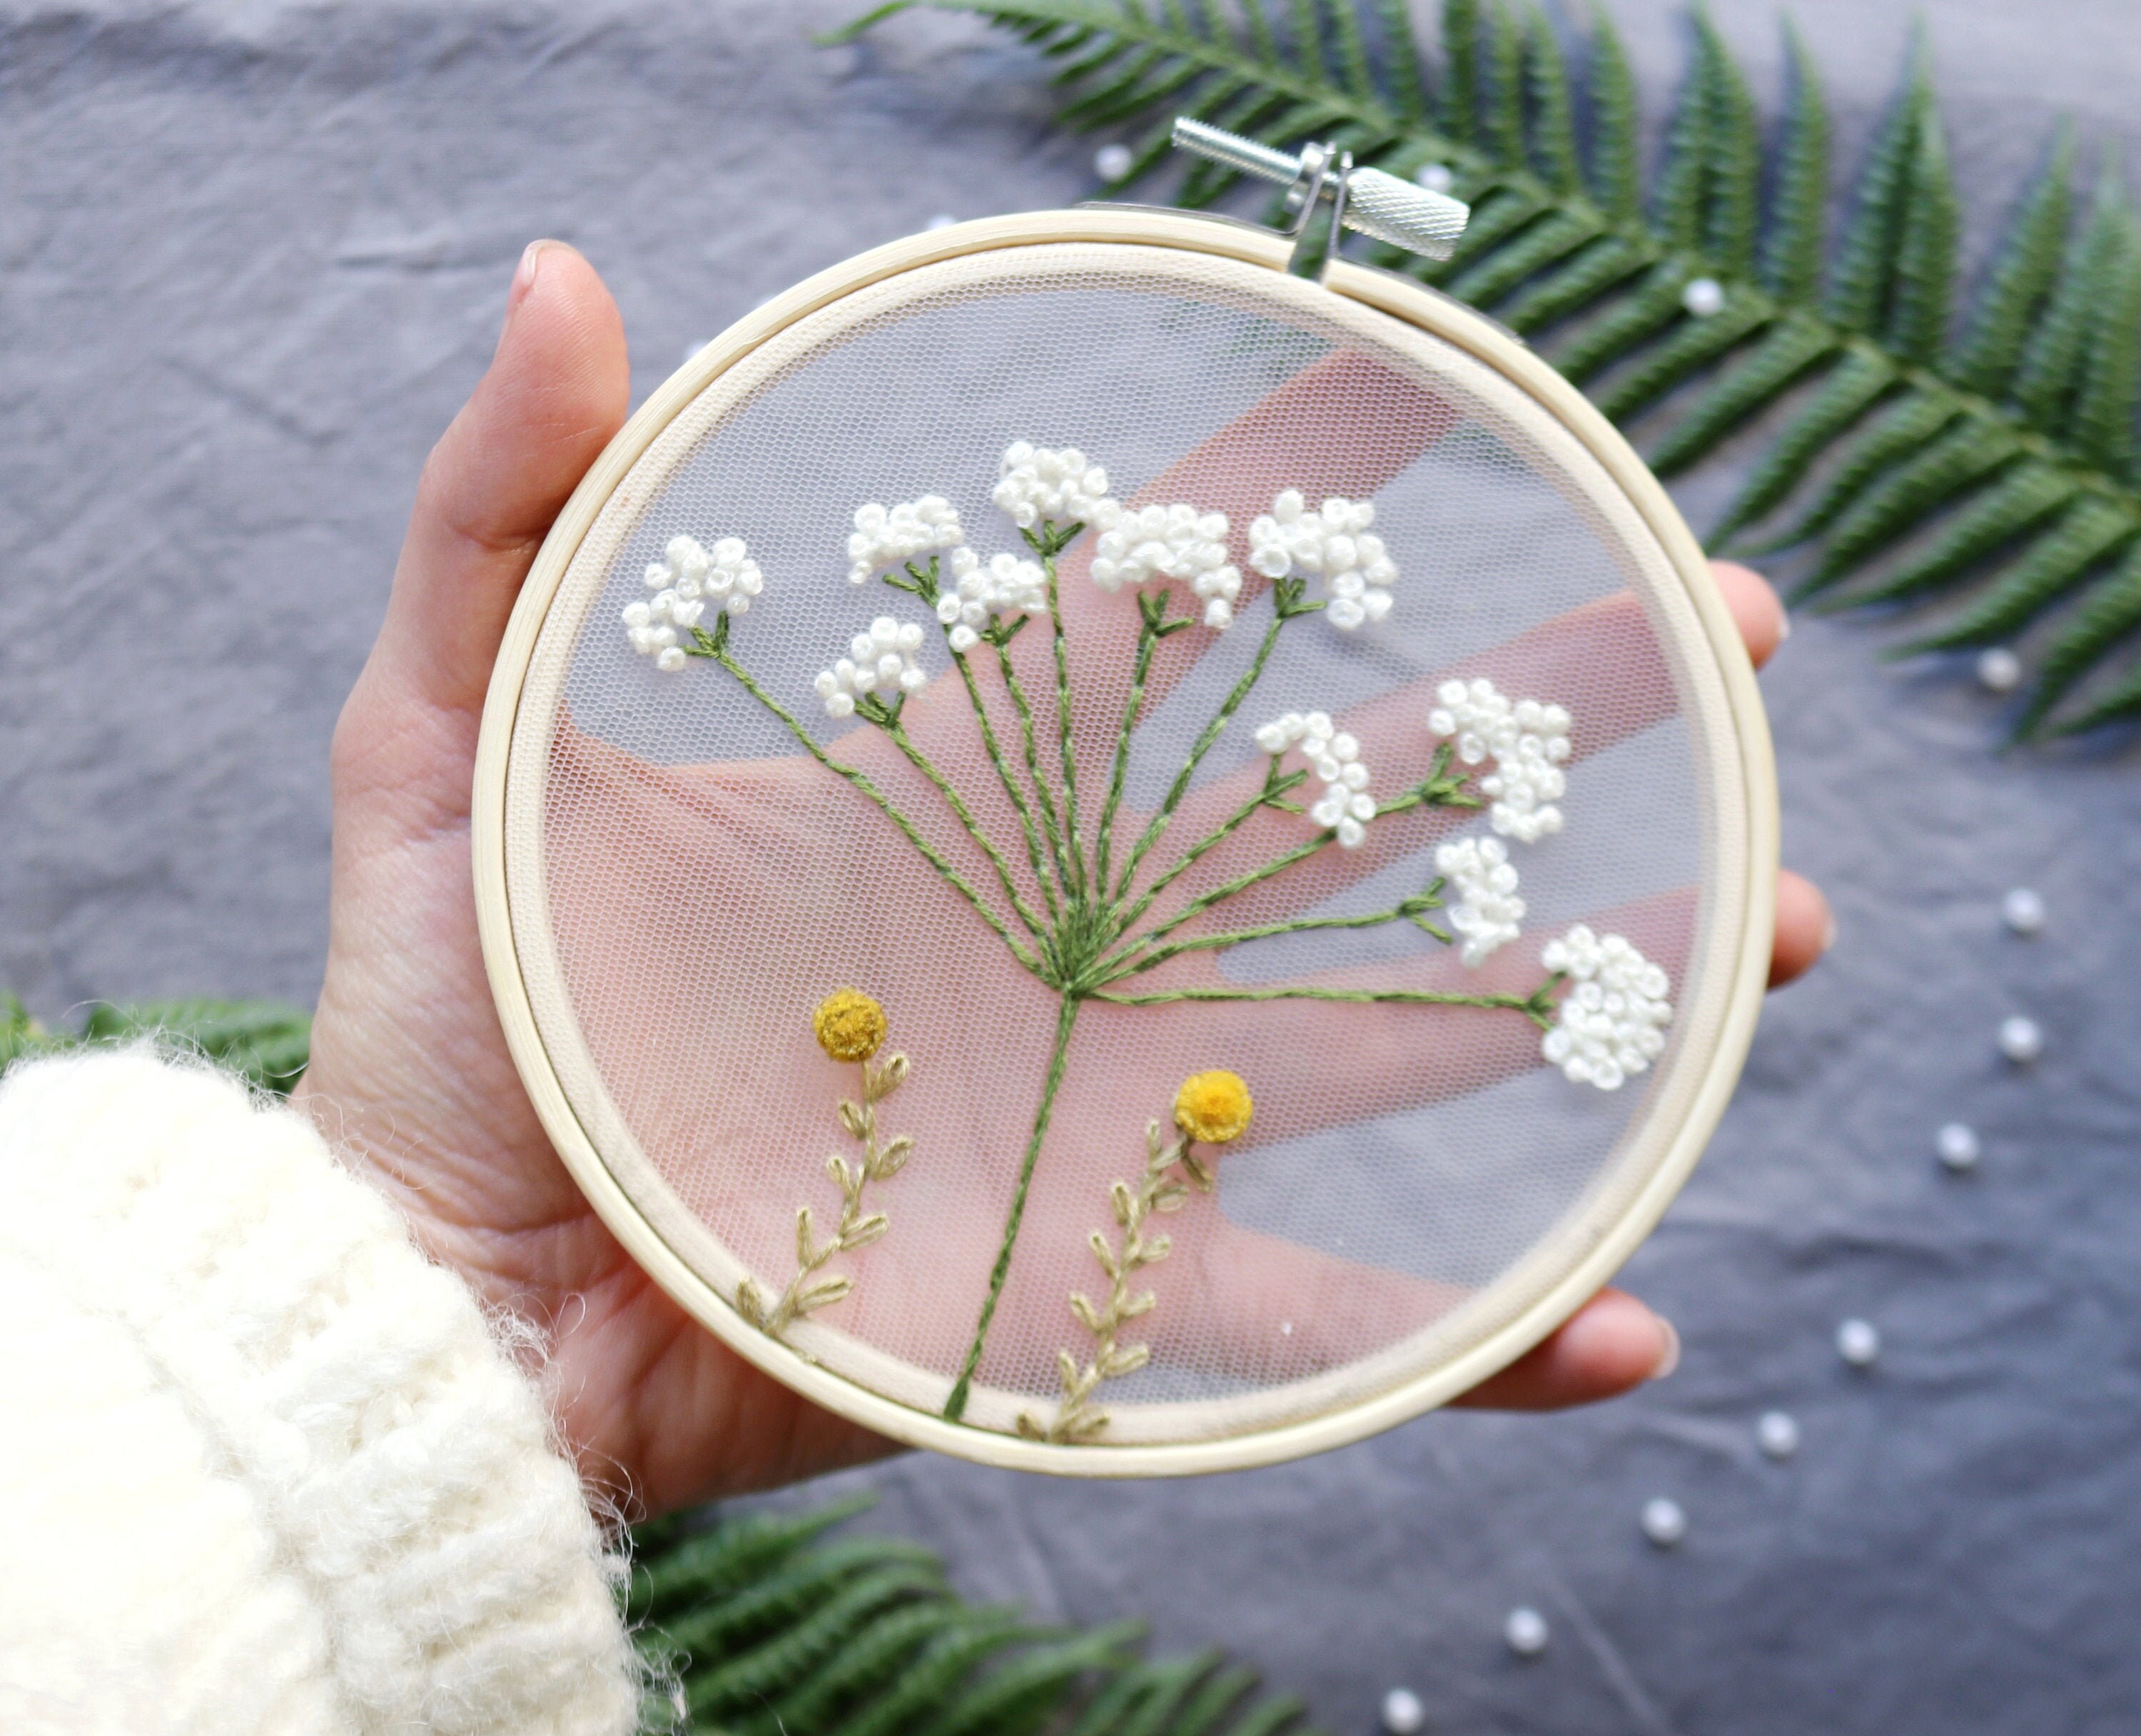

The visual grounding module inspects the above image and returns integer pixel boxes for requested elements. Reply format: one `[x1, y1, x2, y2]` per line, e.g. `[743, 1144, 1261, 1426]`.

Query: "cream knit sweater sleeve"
[0, 1049, 641, 1736]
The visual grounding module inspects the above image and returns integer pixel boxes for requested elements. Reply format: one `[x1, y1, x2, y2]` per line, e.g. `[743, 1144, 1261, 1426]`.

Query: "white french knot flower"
[622, 533, 764, 672]
[1253, 709, 1377, 848]
[933, 548, 1051, 652]
[846, 494, 963, 586]
[1247, 490, 1396, 629]
[992, 442, 1121, 532]
[1434, 835, 1525, 967]
[1539, 925, 1672, 1091]
[813, 616, 930, 718]
[1090, 503, 1240, 627]
[1427, 677, 1572, 843]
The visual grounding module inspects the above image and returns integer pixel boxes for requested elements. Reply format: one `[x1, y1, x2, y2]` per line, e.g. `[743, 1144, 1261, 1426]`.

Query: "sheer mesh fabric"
[501, 242, 1748, 1446]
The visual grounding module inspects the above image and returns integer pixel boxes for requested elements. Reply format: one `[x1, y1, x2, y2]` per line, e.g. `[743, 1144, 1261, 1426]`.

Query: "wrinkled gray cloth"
[4, 2, 2140, 1729]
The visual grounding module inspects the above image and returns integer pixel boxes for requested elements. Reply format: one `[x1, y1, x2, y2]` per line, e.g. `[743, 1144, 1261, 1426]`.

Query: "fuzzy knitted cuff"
[0, 1049, 639, 1736]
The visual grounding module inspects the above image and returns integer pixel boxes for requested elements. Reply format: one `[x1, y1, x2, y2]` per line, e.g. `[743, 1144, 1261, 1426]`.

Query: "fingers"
[1710, 559, 1787, 671]
[1449, 1287, 1677, 1411]
[1771, 868, 1832, 987]
[351, 242, 629, 767]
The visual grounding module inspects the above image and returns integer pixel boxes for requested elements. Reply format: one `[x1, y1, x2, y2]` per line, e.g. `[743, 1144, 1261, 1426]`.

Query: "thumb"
[339, 240, 629, 810]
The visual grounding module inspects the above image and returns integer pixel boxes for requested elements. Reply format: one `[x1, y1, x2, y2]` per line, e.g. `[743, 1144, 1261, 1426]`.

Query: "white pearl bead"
[1681, 276, 1726, 317]
[1380, 1687, 1426, 1734]
[1936, 1122, 1980, 1173]
[1504, 1606, 1549, 1657]
[1414, 161, 1454, 193]
[1640, 1497, 1686, 1548]
[1837, 1318, 1880, 1367]
[2001, 887, 2045, 935]
[1757, 1409, 1800, 1459]
[1998, 1015, 2043, 1064]
[1977, 646, 2023, 692]
[1093, 142, 1134, 181]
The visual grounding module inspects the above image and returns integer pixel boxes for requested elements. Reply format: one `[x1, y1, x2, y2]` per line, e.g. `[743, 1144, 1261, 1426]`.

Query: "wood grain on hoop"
[472, 207, 1778, 1478]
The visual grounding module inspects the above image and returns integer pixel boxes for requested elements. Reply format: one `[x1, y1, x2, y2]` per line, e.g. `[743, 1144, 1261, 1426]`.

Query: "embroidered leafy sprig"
[832, 0, 2141, 738]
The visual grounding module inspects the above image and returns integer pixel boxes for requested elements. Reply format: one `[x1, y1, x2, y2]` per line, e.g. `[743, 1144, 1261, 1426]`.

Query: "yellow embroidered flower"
[1173, 1070, 1252, 1144]
[813, 989, 887, 1062]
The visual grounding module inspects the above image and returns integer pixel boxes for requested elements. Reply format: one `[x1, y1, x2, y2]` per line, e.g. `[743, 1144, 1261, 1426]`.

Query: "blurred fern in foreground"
[0, 993, 312, 1093]
[835, 0, 2141, 738]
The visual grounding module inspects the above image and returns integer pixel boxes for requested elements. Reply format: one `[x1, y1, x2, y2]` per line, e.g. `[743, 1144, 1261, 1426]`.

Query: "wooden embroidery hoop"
[472, 203, 1778, 1478]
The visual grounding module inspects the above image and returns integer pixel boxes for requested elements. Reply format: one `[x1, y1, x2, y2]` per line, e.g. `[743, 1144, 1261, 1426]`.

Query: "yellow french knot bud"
[1174, 1070, 1252, 1144]
[813, 989, 887, 1062]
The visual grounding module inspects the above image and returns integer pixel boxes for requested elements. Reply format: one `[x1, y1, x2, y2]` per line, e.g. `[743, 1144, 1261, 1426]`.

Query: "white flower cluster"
[814, 616, 931, 717]
[1255, 709, 1377, 848]
[1539, 925, 1673, 1091]
[992, 443, 1120, 531]
[846, 495, 963, 586]
[1434, 836, 1526, 966]
[934, 548, 1050, 652]
[1427, 678, 1573, 843]
[1247, 491, 1397, 629]
[1089, 503, 1241, 626]
[622, 534, 764, 671]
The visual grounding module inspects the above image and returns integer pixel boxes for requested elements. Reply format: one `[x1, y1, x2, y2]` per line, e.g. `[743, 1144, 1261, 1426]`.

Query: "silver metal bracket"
[1170, 118, 1469, 279]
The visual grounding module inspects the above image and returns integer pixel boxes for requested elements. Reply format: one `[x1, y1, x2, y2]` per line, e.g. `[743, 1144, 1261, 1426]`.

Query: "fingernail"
[1648, 1316, 1681, 1381]
[1821, 908, 1838, 955]
[510, 239, 556, 308]
[1776, 608, 1793, 641]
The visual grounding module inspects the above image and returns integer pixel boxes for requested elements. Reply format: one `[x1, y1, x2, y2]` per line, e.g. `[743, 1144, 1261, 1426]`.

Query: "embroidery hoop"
[473, 142, 1778, 1478]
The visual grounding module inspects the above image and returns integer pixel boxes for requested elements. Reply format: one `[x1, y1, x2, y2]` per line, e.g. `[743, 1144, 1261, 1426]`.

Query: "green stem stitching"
[1107, 758, 1308, 945]
[1039, 544, 1089, 900]
[945, 991, 1081, 1421]
[1100, 883, 1450, 983]
[693, 626, 1046, 978]
[996, 636, 1075, 900]
[884, 719, 1051, 943]
[951, 642, 1063, 927]
[1090, 983, 1560, 1031]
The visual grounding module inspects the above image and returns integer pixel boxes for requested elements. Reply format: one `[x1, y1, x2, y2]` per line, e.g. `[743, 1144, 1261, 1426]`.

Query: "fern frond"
[927, 1621, 1145, 1736]
[2050, 656, 2141, 734]
[1649, 316, 1836, 474]
[1797, 419, 2019, 592]
[1885, 104, 1960, 364]
[1709, 350, 1895, 544]
[1499, 234, 1649, 332]
[1553, 264, 1691, 383]
[1824, 47, 1929, 334]
[1899, 497, 2138, 651]
[1951, 129, 2074, 397]
[1771, 389, 1960, 552]
[1826, 462, 2080, 609]
[2011, 170, 2126, 435]
[0, 996, 312, 1094]
[1650, 19, 1716, 253]
[2069, 209, 2141, 475]
[1524, 8, 1581, 193]
[1439, 0, 1481, 145]
[1375, 0, 1430, 121]
[1480, 1, 1524, 163]
[1583, 9, 1639, 223]
[1591, 295, 1771, 421]
[1444, 209, 1598, 305]
[2016, 540, 2141, 732]
[1761, 24, 1828, 303]
[1696, 12, 1761, 278]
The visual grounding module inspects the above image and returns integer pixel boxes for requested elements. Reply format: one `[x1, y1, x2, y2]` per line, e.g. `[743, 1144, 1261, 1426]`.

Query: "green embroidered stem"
[1099, 885, 1450, 984]
[1093, 619, 1156, 898]
[696, 629, 1045, 977]
[1089, 983, 1557, 1028]
[1111, 585, 1304, 904]
[1107, 758, 1307, 945]
[996, 638, 1075, 900]
[951, 643, 1062, 927]
[944, 992, 1081, 1421]
[1041, 549, 1089, 900]
[885, 720, 1051, 943]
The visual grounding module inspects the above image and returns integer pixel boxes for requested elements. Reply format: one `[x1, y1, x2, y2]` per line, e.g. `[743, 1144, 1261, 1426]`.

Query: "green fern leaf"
[1697, 12, 1761, 278]
[2049, 656, 2141, 734]
[1223, 1696, 1317, 1736]
[1287, 0, 1334, 81]
[1428, 186, 1549, 276]
[1771, 389, 1961, 549]
[1761, 24, 1829, 303]
[769, 1602, 969, 1730]
[1649, 316, 1837, 474]
[1592, 296, 1772, 421]
[1651, 22, 1717, 253]
[1115, 1652, 1229, 1736]
[1885, 106, 1960, 365]
[1552, 264, 1691, 384]
[1825, 462, 2080, 609]
[628, 1494, 874, 1620]
[1951, 130, 2074, 397]
[1440, 0, 1482, 145]
[685, 1565, 948, 1716]
[1375, 0, 1431, 120]
[1797, 419, 2020, 594]
[1709, 350, 1895, 544]
[1825, 48, 1930, 334]
[1524, 9, 1581, 193]
[833, 1613, 1044, 1736]
[1481, 1, 1524, 163]
[925, 1622, 1144, 1736]
[2068, 211, 2141, 475]
[1584, 9, 1640, 223]
[2011, 170, 2127, 434]
[659, 1535, 940, 1656]
[2015, 540, 2141, 732]
[1899, 497, 2139, 651]
[1168, 1661, 1266, 1735]
[1499, 234, 1651, 332]
[1325, 0, 1376, 101]
[1445, 209, 1599, 305]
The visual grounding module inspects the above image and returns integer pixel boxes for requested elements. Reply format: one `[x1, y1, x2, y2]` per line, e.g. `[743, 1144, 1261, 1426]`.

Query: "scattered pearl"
[1836, 1318, 1880, 1368]
[1757, 1410, 1800, 1459]
[924, 213, 957, 230]
[1977, 646, 2022, 692]
[1998, 1015, 2043, 1065]
[1380, 1686, 1427, 1734]
[1935, 1122, 1980, 1174]
[2002, 887, 2046, 935]
[1681, 276, 1726, 317]
[1414, 161, 1454, 193]
[1093, 142, 1134, 181]
[1504, 1606, 1549, 1657]
[1639, 1497, 1687, 1548]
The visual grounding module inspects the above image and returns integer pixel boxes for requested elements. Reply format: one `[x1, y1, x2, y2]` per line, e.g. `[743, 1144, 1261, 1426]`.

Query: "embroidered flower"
[623, 534, 764, 671]
[1252, 709, 1377, 848]
[1539, 925, 1672, 1090]
[1427, 679, 1573, 843]
[813, 616, 931, 717]
[993, 442, 1120, 531]
[1434, 836, 1526, 967]
[1089, 503, 1239, 627]
[1174, 1070, 1253, 1143]
[1247, 491, 1397, 629]
[813, 988, 889, 1062]
[846, 495, 963, 585]
[933, 547, 1051, 651]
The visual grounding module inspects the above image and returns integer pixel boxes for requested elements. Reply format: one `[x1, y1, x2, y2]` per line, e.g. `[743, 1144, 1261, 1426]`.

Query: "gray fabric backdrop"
[5, 1, 2140, 1729]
